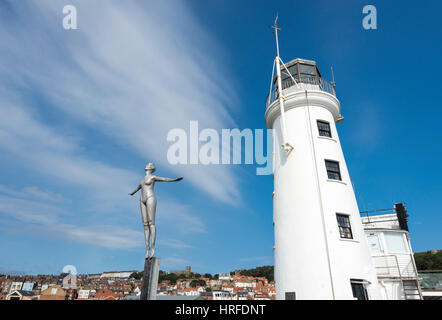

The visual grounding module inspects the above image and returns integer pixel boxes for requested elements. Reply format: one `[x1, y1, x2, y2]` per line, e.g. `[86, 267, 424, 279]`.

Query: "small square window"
[317, 120, 332, 138]
[325, 160, 341, 181]
[336, 214, 353, 239]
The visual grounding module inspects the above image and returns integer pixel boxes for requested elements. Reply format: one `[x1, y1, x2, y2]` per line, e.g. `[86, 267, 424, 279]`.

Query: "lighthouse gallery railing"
[265, 77, 336, 109]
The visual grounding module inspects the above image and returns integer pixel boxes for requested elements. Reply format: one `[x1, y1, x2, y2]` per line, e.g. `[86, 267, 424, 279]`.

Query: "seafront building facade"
[362, 212, 423, 300]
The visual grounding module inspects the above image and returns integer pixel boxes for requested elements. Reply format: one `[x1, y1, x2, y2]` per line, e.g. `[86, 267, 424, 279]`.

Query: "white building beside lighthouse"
[265, 56, 382, 300]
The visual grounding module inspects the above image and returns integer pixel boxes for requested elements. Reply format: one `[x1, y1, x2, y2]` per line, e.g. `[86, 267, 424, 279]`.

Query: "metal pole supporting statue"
[129, 163, 183, 258]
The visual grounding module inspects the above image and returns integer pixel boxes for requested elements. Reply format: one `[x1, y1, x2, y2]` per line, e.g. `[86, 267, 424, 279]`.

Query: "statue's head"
[145, 163, 156, 173]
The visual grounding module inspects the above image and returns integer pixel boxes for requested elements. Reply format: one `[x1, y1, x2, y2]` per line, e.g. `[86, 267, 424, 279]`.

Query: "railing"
[265, 77, 336, 109]
[372, 255, 417, 279]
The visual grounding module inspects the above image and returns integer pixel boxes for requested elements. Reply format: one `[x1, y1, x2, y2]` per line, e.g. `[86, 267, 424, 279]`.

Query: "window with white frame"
[367, 234, 382, 254]
[325, 160, 342, 181]
[317, 120, 332, 138]
[336, 214, 353, 239]
[384, 232, 407, 253]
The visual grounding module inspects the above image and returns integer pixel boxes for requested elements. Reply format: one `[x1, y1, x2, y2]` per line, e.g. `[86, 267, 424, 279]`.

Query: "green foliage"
[235, 266, 274, 282]
[190, 279, 206, 287]
[129, 271, 142, 280]
[414, 251, 442, 271]
[205, 287, 212, 292]
[188, 272, 202, 279]
[203, 273, 212, 279]
[158, 272, 184, 284]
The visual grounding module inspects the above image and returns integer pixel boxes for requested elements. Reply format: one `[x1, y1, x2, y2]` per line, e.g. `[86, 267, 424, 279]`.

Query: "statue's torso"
[140, 176, 155, 202]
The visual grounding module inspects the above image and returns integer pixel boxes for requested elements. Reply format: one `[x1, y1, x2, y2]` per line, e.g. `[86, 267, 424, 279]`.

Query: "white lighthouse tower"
[266, 19, 381, 300]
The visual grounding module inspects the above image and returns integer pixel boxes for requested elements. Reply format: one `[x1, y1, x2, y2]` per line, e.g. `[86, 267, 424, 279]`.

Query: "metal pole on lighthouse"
[271, 15, 294, 154]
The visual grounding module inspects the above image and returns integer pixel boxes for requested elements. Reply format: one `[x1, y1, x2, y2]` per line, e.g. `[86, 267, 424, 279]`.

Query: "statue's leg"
[147, 196, 157, 258]
[149, 224, 156, 258]
[140, 201, 150, 259]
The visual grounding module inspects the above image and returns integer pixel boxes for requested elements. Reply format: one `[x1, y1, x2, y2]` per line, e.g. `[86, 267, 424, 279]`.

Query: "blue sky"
[0, 0, 441, 275]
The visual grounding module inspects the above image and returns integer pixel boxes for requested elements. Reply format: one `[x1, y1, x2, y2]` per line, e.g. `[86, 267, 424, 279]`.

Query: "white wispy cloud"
[0, 192, 205, 251]
[0, 101, 138, 212]
[0, 184, 69, 203]
[0, 194, 143, 249]
[156, 199, 208, 235]
[22, 186, 70, 203]
[0, 105, 207, 249]
[0, 0, 241, 204]
[0, 195, 65, 225]
[162, 239, 195, 249]
[0, 0, 236, 254]
[161, 257, 191, 269]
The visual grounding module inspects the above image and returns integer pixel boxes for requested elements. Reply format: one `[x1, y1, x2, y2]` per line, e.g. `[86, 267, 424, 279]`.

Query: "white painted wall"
[362, 214, 401, 230]
[363, 214, 421, 300]
[378, 280, 405, 300]
[266, 80, 381, 300]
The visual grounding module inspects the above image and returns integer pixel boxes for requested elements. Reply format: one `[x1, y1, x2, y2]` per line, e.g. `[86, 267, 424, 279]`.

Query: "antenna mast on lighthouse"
[270, 15, 294, 154]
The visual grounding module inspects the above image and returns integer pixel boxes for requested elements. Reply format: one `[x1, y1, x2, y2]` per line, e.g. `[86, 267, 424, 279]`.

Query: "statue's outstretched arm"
[155, 176, 183, 182]
[129, 184, 141, 196]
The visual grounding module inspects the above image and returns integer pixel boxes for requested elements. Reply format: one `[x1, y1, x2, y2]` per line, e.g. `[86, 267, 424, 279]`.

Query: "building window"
[336, 214, 353, 239]
[285, 292, 296, 300]
[384, 232, 408, 254]
[325, 160, 341, 181]
[351, 280, 369, 300]
[367, 234, 382, 254]
[317, 120, 332, 137]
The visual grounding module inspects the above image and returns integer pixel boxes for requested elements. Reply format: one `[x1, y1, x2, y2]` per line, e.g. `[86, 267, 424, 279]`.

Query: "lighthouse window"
[317, 120, 332, 137]
[281, 65, 299, 87]
[325, 160, 342, 181]
[299, 64, 317, 84]
[299, 64, 316, 75]
[336, 214, 353, 239]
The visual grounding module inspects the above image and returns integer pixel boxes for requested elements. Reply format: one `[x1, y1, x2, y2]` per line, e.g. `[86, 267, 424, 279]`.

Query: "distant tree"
[415, 251, 442, 271]
[203, 273, 212, 279]
[205, 287, 212, 292]
[235, 266, 274, 282]
[129, 272, 142, 280]
[190, 279, 205, 287]
[213, 274, 219, 280]
[158, 272, 182, 284]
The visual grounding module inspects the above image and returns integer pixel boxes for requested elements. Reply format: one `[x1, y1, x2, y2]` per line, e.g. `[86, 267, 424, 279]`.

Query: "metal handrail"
[265, 77, 336, 109]
[372, 254, 423, 299]
[409, 252, 424, 299]
[372, 255, 403, 278]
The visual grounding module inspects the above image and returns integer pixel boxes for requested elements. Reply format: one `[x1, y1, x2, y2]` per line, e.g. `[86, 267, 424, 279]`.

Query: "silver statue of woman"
[129, 163, 183, 258]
